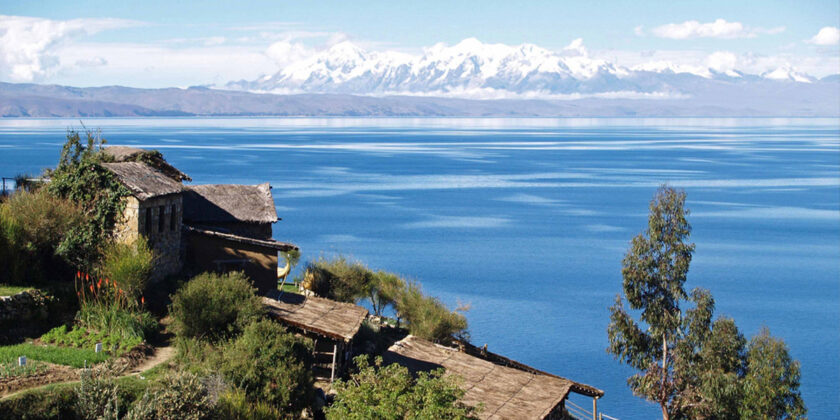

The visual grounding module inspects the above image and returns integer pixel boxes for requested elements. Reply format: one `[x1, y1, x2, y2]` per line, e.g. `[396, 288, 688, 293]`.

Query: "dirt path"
[0, 343, 175, 401]
[125, 344, 174, 376]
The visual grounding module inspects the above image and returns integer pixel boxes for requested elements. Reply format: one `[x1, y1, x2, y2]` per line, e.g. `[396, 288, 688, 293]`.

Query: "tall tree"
[608, 185, 695, 420]
[608, 186, 806, 420]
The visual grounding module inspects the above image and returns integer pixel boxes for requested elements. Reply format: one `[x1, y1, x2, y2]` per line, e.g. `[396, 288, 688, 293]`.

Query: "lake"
[1, 117, 837, 419]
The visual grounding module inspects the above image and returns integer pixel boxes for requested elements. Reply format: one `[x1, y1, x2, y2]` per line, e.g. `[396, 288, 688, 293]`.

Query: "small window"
[144, 207, 152, 234]
[158, 206, 165, 233]
[170, 204, 177, 231]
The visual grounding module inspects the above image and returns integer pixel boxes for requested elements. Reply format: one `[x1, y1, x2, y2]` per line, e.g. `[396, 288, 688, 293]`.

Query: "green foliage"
[75, 365, 120, 420]
[0, 342, 109, 368]
[326, 355, 479, 420]
[608, 186, 805, 419]
[0, 383, 78, 420]
[740, 329, 806, 420]
[215, 389, 286, 420]
[0, 359, 48, 379]
[98, 237, 156, 302]
[173, 336, 225, 375]
[396, 281, 469, 342]
[303, 256, 468, 342]
[48, 129, 131, 269]
[124, 371, 215, 420]
[0, 189, 84, 284]
[303, 256, 372, 302]
[169, 271, 264, 342]
[75, 304, 158, 343]
[221, 319, 313, 414]
[41, 324, 143, 355]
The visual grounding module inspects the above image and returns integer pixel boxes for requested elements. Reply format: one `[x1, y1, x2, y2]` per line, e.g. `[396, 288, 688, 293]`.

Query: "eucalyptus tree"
[608, 186, 805, 420]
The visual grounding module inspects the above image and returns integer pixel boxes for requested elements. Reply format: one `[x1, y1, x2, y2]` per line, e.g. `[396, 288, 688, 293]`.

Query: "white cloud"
[706, 51, 738, 74]
[650, 19, 783, 40]
[265, 40, 313, 67]
[808, 26, 840, 46]
[0, 15, 141, 82]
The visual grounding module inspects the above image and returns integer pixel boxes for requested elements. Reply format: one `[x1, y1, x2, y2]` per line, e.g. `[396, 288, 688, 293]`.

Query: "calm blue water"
[1, 118, 838, 419]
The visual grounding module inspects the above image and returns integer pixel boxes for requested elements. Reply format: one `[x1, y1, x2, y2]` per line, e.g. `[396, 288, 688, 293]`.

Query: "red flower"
[141, 296, 145, 305]
[89, 284, 94, 292]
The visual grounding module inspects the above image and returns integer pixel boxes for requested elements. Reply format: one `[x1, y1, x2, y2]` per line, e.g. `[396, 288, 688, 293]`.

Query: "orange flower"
[85, 273, 89, 281]
[89, 284, 94, 292]
[141, 296, 145, 305]
[97, 279, 102, 288]
[76, 271, 81, 279]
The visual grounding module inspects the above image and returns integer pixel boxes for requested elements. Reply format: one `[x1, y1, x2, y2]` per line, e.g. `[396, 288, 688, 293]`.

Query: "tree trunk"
[661, 333, 670, 420]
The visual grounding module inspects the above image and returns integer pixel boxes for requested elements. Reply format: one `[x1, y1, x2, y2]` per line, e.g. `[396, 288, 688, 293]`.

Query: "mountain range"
[0, 38, 837, 117]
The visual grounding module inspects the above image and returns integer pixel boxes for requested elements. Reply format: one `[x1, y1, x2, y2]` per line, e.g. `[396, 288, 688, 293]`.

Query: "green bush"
[302, 256, 372, 302]
[0, 383, 78, 420]
[173, 336, 225, 375]
[98, 237, 155, 302]
[0, 189, 83, 284]
[221, 319, 313, 414]
[326, 355, 478, 420]
[169, 272, 264, 342]
[124, 371, 215, 420]
[75, 365, 120, 420]
[396, 282, 469, 342]
[214, 389, 285, 420]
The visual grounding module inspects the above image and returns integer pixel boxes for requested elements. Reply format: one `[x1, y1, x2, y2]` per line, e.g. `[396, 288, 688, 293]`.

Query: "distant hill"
[0, 80, 837, 117]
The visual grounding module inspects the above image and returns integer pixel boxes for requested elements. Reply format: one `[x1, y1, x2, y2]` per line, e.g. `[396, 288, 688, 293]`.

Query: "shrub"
[173, 336, 225, 375]
[98, 237, 155, 302]
[169, 272, 264, 341]
[0, 189, 83, 284]
[215, 389, 285, 420]
[221, 319, 313, 413]
[0, 383, 78, 420]
[369, 270, 404, 317]
[326, 355, 478, 420]
[302, 256, 371, 302]
[396, 282, 469, 342]
[75, 365, 120, 420]
[124, 371, 215, 420]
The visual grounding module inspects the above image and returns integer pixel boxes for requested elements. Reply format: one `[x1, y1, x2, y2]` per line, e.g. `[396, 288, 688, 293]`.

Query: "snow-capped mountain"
[227, 38, 829, 98]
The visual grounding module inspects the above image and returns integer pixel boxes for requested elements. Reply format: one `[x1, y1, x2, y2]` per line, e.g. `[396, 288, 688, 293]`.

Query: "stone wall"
[0, 290, 49, 324]
[114, 193, 183, 281]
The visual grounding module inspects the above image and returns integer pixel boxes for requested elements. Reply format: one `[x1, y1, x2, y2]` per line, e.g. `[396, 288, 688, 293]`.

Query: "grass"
[0, 342, 110, 368]
[0, 359, 49, 379]
[279, 283, 302, 295]
[0, 284, 33, 296]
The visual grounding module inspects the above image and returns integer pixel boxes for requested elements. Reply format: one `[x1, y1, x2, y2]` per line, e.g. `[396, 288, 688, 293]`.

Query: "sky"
[1, 0, 839, 88]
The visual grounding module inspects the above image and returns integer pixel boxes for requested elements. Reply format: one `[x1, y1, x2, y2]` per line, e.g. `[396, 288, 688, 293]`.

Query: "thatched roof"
[262, 295, 368, 342]
[101, 162, 183, 200]
[102, 146, 191, 182]
[385, 336, 600, 420]
[184, 225, 298, 252]
[183, 183, 278, 224]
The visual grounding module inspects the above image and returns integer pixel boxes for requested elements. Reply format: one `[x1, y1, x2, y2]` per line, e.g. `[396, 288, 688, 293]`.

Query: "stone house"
[101, 146, 297, 289]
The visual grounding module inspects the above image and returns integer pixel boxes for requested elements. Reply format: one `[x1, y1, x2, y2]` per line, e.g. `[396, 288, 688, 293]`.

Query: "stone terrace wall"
[0, 290, 49, 325]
